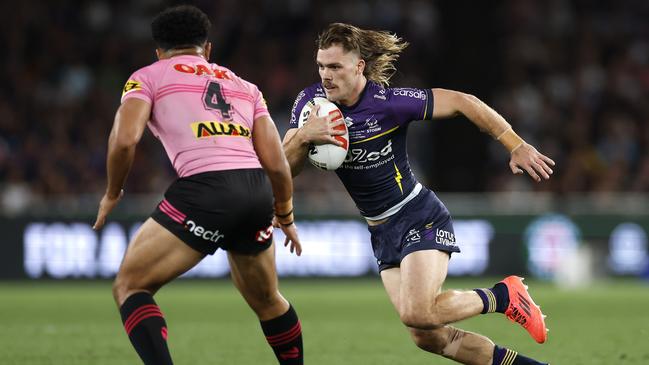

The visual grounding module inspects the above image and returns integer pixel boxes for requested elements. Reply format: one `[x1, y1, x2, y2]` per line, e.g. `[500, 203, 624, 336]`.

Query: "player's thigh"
[227, 242, 288, 318]
[115, 218, 205, 302]
[399, 249, 450, 313]
[380, 267, 402, 312]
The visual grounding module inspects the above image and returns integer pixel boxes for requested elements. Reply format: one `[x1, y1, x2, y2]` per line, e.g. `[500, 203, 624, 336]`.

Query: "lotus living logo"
[435, 229, 457, 247]
[191, 121, 251, 139]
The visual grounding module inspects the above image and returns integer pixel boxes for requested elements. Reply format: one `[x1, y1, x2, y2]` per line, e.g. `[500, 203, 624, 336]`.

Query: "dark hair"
[317, 23, 408, 86]
[151, 5, 211, 50]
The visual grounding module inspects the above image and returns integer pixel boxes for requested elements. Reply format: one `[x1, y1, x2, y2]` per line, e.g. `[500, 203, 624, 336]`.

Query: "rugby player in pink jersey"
[93, 6, 304, 364]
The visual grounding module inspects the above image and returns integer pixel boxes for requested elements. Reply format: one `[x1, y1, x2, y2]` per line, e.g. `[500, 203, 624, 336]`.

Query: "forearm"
[282, 129, 310, 177]
[105, 133, 135, 198]
[459, 94, 524, 152]
[267, 167, 295, 224]
[267, 164, 293, 205]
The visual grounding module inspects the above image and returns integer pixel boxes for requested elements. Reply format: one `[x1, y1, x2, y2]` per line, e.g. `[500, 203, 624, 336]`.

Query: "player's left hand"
[93, 189, 124, 230]
[509, 143, 555, 182]
[272, 216, 302, 256]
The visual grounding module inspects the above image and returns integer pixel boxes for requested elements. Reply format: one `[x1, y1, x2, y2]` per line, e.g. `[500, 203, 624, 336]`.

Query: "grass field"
[1, 278, 648, 364]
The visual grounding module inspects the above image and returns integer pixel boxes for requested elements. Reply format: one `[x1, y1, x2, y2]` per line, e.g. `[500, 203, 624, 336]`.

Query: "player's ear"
[357, 59, 365, 76]
[155, 48, 163, 60]
[204, 42, 212, 62]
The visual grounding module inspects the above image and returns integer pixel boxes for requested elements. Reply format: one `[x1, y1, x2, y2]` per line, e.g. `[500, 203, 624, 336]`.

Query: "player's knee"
[112, 276, 128, 304]
[409, 328, 448, 354]
[399, 308, 444, 329]
[112, 272, 157, 305]
[247, 288, 284, 312]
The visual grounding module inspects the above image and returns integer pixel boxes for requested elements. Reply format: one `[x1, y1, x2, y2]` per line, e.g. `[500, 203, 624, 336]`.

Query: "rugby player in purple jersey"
[283, 23, 554, 365]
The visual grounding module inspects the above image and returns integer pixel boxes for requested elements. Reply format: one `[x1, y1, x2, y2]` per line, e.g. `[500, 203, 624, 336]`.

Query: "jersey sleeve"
[388, 87, 434, 126]
[120, 67, 154, 104]
[253, 87, 270, 120]
[289, 89, 311, 129]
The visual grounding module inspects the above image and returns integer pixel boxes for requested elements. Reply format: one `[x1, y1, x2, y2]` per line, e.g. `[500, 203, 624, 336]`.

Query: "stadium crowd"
[1, 0, 648, 214]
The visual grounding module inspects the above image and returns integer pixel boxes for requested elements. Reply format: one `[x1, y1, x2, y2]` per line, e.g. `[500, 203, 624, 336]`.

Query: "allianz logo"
[344, 139, 392, 163]
[186, 220, 225, 243]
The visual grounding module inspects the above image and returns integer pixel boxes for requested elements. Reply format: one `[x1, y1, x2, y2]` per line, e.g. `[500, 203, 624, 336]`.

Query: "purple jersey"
[289, 81, 434, 217]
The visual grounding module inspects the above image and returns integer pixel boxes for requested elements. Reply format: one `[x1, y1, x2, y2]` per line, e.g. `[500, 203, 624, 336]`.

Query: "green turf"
[1, 278, 648, 364]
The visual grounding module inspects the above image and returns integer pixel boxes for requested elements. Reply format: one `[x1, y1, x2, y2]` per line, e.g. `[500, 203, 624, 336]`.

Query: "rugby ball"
[298, 97, 349, 170]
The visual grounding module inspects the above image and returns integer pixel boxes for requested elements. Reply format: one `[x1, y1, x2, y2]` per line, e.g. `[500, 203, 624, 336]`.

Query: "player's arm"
[282, 105, 345, 177]
[282, 127, 310, 177]
[253, 115, 302, 255]
[431, 88, 555, 182]
[93, 98, 150, 230]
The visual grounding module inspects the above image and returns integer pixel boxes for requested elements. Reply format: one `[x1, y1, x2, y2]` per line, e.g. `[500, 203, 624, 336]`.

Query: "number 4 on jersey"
[203, 81, 233, 119]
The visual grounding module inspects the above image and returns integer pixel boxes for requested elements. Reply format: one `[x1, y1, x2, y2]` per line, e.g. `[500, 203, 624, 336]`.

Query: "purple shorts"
[368, 188, 460, 271]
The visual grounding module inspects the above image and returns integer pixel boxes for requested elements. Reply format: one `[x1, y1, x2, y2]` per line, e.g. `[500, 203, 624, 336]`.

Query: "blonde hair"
[317, 23, 408, 86]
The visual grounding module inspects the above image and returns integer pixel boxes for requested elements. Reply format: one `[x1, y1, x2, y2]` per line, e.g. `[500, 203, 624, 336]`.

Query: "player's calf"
[119, 292, 173, 365]
[408, 327, 549, 365]
[260, 305, 304, 365]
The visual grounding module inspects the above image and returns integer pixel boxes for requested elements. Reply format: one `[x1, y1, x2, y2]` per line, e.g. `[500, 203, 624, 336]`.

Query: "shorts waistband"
[363, 183, 423, 221]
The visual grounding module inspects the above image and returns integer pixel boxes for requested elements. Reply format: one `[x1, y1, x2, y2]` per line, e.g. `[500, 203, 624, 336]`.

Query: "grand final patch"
[191, 121, 251, 139]
[122, 80, 142, 97]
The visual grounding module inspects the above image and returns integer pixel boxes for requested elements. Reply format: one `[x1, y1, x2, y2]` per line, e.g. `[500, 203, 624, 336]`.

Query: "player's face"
[317, 44, 365, 106]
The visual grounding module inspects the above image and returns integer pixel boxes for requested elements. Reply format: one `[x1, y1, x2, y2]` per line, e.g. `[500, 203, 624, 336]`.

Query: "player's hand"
[272, 216, 302, 256]
[93, 189, 124, 230]
[509, 143, 555, 182]
[300, 104, 346, 146]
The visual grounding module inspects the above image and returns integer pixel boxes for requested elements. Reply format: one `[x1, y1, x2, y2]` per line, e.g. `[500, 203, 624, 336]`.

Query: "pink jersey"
[121, 55, 269, 177]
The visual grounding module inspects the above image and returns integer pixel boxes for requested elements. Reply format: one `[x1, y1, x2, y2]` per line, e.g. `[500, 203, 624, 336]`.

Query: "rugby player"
[283, 23, 554, 365]
[93, 6, 304, 364]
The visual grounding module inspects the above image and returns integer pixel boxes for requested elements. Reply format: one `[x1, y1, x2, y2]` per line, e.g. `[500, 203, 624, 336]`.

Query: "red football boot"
[500, 276, 548, 344]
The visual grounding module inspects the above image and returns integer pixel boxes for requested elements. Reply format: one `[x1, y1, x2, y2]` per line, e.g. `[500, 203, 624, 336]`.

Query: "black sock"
[492, 345, 548, 365]
[120, 292, 173, 365]
[260, 305, 303, 364]
[475, 283, 510, 314]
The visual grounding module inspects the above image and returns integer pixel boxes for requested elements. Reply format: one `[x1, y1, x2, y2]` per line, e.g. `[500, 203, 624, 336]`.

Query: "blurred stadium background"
[1, 0, 649, 364]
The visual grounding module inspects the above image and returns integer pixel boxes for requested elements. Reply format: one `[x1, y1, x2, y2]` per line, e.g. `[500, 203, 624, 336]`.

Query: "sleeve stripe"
[423, 88, 434, 120]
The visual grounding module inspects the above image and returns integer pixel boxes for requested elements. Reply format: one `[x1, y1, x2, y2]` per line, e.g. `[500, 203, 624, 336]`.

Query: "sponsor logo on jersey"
[364, 115, 381, 133]
[373, 90, 387, 100]
[392, 88, 426, 100]
[435, 228, 457, 247]
[405, 228, 421, 247]
[191, 121, 251, 139]
[290, 90, 306, 123]
[173, 63, 231, 79]
[344, 139, 392, 164]
[122, 80, 142, 97]
[185, 220, 225, 243]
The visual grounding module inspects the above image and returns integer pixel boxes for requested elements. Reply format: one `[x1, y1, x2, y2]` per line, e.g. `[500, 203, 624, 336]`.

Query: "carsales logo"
[393, 88, 426, 100]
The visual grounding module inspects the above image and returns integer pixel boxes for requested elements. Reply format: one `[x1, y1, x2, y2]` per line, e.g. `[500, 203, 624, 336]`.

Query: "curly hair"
[316, 23, 409, 86]
[151, 5, 211, 50]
